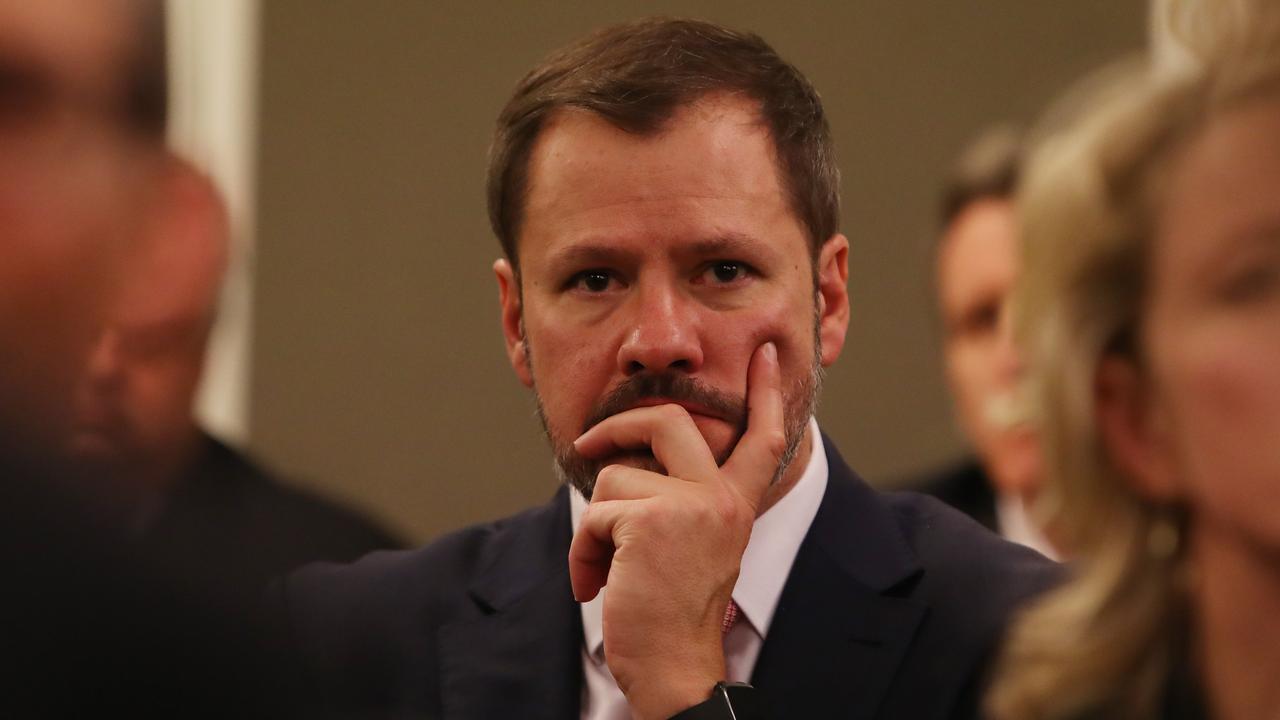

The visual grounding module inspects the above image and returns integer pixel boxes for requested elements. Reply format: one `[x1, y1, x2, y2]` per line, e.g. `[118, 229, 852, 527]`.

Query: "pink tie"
[722, 599, 740, 635]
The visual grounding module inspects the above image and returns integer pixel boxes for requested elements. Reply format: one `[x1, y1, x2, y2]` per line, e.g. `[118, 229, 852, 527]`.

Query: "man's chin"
[68, 433, 129, 467]
[600, 449, 666, 475]
[686, 416, 743, 465]
[550, 414, 745, 500]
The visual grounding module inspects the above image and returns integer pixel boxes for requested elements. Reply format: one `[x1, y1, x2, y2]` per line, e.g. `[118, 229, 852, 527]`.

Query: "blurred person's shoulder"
[202, 435, 399, 540]
[147, 433, 404, 586]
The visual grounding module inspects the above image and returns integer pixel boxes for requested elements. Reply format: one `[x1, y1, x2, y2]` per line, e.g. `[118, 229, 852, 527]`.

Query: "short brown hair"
[486, 17, 840, 269]
[938, 124, 1023, 230]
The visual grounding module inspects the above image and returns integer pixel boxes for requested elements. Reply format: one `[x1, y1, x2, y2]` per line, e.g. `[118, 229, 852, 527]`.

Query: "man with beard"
[281, 18, 1058, 719]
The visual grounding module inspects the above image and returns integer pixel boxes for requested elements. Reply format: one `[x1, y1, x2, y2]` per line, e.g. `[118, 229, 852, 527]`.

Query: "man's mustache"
[582, 372, 748, 437]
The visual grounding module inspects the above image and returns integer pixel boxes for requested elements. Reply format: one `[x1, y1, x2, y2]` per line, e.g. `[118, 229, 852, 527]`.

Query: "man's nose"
[994, 301, 1025, 383]
[85, 328, 126, 390]
[616, 283, 703, 376]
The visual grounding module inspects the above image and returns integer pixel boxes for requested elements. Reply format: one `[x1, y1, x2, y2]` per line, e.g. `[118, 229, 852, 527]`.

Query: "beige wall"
[251, 1, 1145, 544]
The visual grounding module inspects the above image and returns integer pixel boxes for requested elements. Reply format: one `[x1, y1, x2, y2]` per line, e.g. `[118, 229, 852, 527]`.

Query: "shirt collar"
[995, 491, 1062, 561]
[571, 417, 829, 662]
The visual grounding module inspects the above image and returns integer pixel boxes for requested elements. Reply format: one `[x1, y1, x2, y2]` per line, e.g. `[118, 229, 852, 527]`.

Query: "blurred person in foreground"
[1, 1, 301, 714]
[280, 17, 1058, 719]
[989, 3, 1280, 719]
[68, 155, 401, 596]
[914, 127, 1056, 558]
[0, 0, 165, 470]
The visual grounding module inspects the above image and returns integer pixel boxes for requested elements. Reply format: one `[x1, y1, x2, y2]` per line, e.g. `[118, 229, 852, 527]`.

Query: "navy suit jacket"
[281, 436, 1058, 718]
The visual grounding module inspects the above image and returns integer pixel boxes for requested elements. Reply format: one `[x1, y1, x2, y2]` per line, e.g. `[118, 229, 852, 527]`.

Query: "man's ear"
[494, 258, 533, 388]
[1095, 354, 1180, 501]
[815, 234, 850, 367]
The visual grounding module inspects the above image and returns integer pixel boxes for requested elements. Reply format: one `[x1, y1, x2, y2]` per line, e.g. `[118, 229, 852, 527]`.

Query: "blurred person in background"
[68, 155, 401, 596]
[913, 127, 1056, 559]
[1, 1, 305, 714]
[989, 2, 1280, 718]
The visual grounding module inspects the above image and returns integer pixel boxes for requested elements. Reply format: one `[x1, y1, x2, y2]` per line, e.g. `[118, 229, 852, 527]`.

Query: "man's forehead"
[940, 201, 1018, 273]
[113, 248, 221, 328]
[519, 95, 798, 254]
[113, 169, 229, 328]
[938, 200, 1020, 309]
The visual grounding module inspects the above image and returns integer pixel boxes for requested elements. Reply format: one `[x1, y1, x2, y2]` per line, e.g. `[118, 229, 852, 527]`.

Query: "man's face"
[70, 163, 225, 483]
[496, 94, 849, 498]
[0, 0, 154, 456]
[937, 198, 1040, 497]
[69, 317, 209, 480]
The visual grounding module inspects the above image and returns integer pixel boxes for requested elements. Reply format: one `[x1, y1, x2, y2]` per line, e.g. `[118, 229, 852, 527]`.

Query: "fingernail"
[764, 342, 777, 361]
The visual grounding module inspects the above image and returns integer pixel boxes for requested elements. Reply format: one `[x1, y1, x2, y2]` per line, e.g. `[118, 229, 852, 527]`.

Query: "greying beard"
[529, 312, 824, 500]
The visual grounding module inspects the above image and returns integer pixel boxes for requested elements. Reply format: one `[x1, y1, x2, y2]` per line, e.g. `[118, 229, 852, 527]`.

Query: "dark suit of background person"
[281, 436, 1058, 719]
[142, 432, 402, 597]
[2, 466, 315, 717]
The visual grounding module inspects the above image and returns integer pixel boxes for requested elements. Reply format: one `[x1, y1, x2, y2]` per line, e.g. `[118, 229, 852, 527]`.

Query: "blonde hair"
[987, 4, 1280, 719]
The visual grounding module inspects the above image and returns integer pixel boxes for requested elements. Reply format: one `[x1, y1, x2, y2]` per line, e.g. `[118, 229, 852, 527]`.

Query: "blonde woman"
[988, 6, 1280, 720]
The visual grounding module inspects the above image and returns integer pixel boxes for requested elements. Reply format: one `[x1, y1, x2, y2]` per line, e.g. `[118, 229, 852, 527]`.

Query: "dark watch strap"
[668, 681, 769, 720]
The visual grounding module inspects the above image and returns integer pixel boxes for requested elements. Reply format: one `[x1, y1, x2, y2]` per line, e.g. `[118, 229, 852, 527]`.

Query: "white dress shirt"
[570, 417, 829, 720]
[996, 492, 1061, 561]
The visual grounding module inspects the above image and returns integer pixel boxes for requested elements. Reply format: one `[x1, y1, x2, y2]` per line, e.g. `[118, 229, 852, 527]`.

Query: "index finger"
[721, 342, 785, 510]
[574, 404, 719, 483]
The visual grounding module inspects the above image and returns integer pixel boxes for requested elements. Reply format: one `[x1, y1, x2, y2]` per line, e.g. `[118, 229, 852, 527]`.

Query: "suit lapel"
[438, 488, 583, 719]
[752, 436, 927, 719]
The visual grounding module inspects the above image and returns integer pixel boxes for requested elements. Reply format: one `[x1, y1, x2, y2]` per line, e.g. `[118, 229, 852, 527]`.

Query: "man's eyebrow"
[544, 243, 639, 268]
[0, 54, 56, 99]
[1238, 220, 1280, 247]
[543, 232, 773, 268]
[683, 233, 770, 257]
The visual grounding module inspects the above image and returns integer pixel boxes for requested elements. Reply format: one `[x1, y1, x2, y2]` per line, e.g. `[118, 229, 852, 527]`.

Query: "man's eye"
[701, 261, 749, 285]
[569, 270, 616, 293]
[0, 63, 57, 129]
[1219, 263, 1279, 304]
[962, 302, 1000, 335]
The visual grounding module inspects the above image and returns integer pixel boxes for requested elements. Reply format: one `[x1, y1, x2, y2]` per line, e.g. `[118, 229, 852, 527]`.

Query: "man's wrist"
[667, 682, 767, 720]
[624, 669, 723, 720]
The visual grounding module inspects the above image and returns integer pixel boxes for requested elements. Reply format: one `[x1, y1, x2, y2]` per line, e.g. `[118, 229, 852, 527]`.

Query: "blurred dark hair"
[939, 125, 1023, 229]
[486, 17, 840, 270]
[122, 0, 168, 139]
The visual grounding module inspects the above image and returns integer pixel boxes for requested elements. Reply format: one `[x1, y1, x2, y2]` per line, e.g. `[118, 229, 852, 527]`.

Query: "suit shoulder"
[884, 490, 1060, 623]
[281, 496, 565, 639]
[288, 507, 519, 611]
[237, 478, 402, 555]
[276, 498, 567, 708]
[888, 491, 1058, 584]
[871, 491, 1061, 717]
